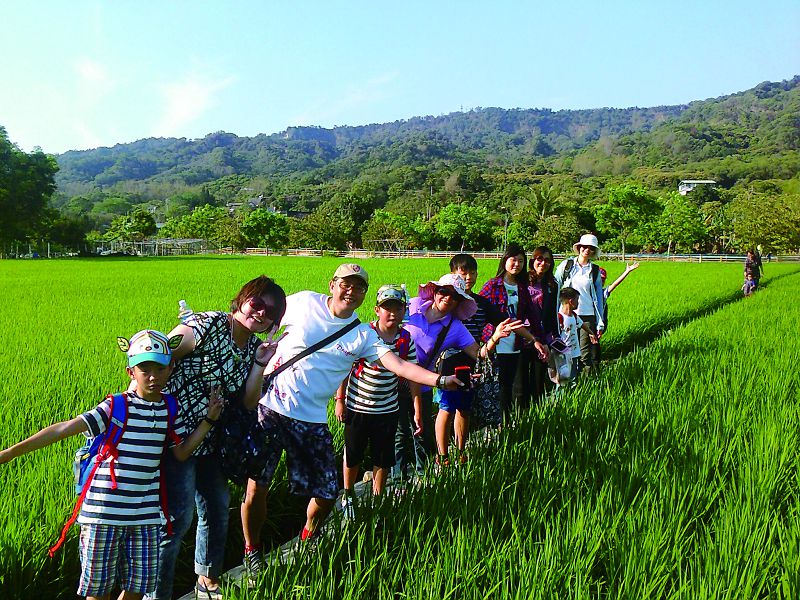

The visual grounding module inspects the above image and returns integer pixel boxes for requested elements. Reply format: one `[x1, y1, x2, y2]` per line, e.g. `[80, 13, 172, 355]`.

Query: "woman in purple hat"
[400, 273, 523, 469]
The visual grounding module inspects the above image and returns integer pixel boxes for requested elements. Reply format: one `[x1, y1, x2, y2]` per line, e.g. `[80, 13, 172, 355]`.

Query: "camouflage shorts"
[254, 406, 338, 500]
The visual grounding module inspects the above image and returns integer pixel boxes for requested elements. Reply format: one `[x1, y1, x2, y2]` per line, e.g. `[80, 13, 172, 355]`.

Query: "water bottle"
[178, 299, 194, 322]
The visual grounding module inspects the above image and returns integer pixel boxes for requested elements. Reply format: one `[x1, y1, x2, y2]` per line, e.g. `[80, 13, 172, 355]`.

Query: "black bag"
[215, 397, 271, 485]
[216, 318, 361, 484]
[471, 353, 501, 428]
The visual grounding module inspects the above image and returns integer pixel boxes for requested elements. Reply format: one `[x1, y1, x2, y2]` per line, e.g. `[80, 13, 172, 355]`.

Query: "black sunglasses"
[247, 296, 283, 322]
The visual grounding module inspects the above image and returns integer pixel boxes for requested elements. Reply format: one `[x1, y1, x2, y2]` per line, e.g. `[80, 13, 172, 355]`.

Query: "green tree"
[595, 183, 660, 257]
[656, 192, 708, 254]
[240, 209, 290, 249]
[0, 127, 58, 249]
[532, 214, 583, 253]
[433, 203, 494, 251]
[104, 209, 157, 242]
[728, 190, 800, 253]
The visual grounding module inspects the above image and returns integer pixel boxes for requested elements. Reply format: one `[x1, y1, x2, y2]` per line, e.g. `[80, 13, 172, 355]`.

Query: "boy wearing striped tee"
[335, 285, 422, 508]
[0, 330, 222, 600]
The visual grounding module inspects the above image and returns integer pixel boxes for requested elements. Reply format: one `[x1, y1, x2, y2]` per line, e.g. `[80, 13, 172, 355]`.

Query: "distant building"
[678, 180, 716, 195]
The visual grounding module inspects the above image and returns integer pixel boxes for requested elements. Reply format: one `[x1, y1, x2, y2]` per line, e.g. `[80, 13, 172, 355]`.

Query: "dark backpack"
[49, 392, 180, 557]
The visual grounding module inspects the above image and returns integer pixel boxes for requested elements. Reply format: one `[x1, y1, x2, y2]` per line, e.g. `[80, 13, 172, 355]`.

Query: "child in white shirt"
[551, 287, 598, 385]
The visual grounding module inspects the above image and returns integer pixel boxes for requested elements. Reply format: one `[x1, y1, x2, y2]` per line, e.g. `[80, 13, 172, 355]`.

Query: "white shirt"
[496, 281, 519, 354]
[261, 291, 391, 423]
[566, 262, 595, 316]
[558, 311, 584, 359]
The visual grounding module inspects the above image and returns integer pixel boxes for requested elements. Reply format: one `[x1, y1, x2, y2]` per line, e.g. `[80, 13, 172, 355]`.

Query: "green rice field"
[0, 256, 798, 599]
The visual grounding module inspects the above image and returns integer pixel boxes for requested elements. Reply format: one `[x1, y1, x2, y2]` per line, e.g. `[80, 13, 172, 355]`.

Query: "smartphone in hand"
[454, 366, 472, 388]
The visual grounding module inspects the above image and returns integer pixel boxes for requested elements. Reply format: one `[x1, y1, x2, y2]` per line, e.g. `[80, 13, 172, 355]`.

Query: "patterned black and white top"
[78, 391, 186, 526]
[344, 326, 417, 415]
[166, 311, 261, 455]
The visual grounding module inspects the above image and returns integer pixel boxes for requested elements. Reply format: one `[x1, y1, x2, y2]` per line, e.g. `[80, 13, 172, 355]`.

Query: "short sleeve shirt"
[78, 392, 186, 526]
[166, 311, 261, 455]
[405, 298, 475, 392]
[261, 291, 392, 423]
[345, 325, 418, 414]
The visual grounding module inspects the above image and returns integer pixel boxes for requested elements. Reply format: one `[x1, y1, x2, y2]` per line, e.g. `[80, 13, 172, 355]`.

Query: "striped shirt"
[344, 325, 417, 415]
[78, 392, 186, 526]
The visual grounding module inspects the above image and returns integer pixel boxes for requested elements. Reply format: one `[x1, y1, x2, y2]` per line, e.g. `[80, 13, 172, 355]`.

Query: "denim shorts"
[254, 406, 338, 500]
[77, 523, 159, 596]
[438, 389, 474, 413]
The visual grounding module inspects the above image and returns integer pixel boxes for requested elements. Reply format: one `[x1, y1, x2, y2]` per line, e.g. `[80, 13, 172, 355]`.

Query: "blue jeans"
[151, 452, 230, 599]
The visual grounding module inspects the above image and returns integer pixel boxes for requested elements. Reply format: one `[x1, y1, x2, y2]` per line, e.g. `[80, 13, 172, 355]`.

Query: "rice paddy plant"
[0, 257, 797, 598]
[229, 268, 800, 599]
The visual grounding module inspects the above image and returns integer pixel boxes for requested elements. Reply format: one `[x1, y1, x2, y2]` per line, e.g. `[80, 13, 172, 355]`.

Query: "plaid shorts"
[254, 405, 338, 500]
[78, 523, 160, 596]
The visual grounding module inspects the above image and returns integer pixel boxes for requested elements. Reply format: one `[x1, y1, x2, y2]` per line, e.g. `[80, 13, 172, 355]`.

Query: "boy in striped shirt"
[0, 330, 222, 600]
[335, 285, 422, 510]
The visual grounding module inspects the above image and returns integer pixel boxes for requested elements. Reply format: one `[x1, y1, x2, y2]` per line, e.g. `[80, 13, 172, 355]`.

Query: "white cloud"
[152, 73, 237, 138]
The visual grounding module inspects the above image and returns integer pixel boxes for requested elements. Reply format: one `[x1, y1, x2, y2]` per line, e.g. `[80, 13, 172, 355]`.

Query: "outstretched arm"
[378, 351, 462, 390]
[0, 417, 88, 464]
[606, 262, 639, 295]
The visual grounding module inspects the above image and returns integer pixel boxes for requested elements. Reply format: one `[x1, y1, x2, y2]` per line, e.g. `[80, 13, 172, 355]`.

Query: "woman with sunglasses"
[151, 276, 287, 600]
[554, 233, 605, 375]
[518, 246, 560, 403]
[401, 273, 523, 469]
[479, 244, 549, 424]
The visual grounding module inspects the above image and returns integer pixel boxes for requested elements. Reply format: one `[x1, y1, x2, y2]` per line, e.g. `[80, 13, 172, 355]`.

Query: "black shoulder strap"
[591, 263, 599, 283]
[265, 318, 361, 385]
[560, 258, 574, 286]
[424, 317, 453, 370]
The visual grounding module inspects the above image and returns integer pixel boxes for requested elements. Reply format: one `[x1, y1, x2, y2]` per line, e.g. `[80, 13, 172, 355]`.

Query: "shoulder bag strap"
[264, 318, 361, 386]
[423, 317, 453, 370]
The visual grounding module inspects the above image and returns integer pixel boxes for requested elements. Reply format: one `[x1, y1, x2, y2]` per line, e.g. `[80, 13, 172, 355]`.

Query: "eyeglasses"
[533, 255, 552, 263]
[247, 296, 282, 322]
[336, 279, 368, 294]
[435, 287, 461, 301]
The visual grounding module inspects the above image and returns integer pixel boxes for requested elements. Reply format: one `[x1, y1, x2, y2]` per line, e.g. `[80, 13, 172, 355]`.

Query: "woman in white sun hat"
[399, 273, 523, 470]
[553, 233, 605, 375]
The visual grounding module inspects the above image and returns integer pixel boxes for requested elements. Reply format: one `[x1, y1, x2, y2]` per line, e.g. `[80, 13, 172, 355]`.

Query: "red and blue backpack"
[49, 392, 181, 557]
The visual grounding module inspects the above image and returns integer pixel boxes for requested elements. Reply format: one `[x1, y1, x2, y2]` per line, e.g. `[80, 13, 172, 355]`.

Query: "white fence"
[241, 248, 798, 263]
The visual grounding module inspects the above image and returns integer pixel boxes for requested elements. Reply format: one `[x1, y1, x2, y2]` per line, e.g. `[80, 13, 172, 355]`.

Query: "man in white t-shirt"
[239, 264, 462, 579]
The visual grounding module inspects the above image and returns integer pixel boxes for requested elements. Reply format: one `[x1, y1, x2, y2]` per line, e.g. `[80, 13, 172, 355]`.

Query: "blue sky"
[1, 0, 797, 154]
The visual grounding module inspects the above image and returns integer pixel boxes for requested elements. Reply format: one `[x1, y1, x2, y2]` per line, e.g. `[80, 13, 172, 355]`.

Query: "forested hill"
[55, 76, 799, 194]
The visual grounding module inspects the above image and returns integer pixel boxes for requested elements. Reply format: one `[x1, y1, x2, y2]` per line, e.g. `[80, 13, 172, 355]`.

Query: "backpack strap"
[159, 392, 182, 537]
[49, 393, 128, 557]
[560, 259, 575, 286]
[590, 263, 600, 283]
[396, 329, 411, 361]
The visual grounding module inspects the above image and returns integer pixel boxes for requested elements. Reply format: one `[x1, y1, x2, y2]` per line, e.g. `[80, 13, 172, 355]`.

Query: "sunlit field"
[0, 256, 798, 599]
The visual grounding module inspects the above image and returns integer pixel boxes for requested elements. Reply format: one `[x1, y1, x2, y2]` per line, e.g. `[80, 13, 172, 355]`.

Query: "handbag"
[217, 318, 361, 484]
[471, 352, 501, 428]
